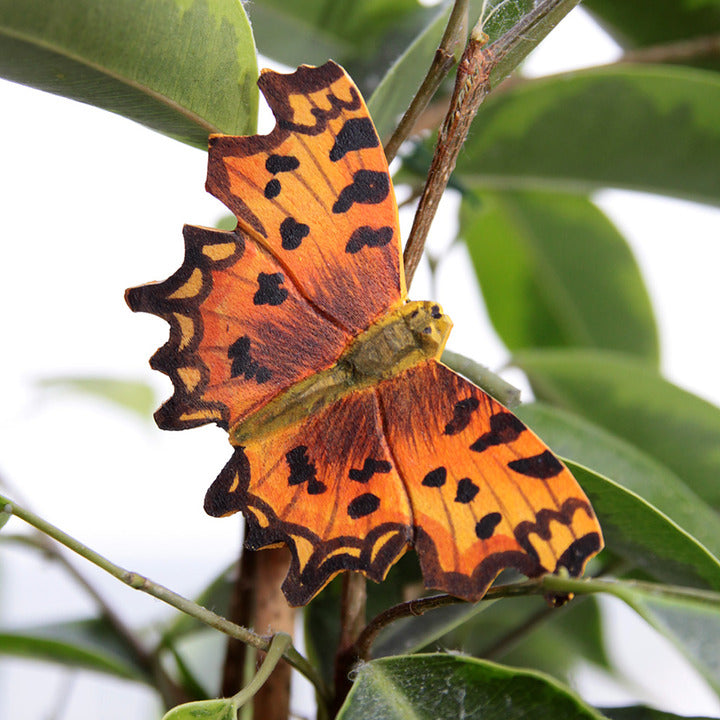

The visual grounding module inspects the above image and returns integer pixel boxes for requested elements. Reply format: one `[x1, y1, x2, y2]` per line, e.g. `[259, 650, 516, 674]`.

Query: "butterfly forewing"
[126, 225, 351, 430]
[207, 62, 405, 333]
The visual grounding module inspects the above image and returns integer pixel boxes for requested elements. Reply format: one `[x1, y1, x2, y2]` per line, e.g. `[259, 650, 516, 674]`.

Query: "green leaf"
[0, 617, 150, 682]
[603, 707, 717, 720]
[515, 349, 720, 509]
[585, 0, 720, 72]
[567, 461, 720, 591]
[618, 584, 720, 696]
[456, 65, 720, 206]
[368, 3, 452, 143]
[517, 403, 720, 562]
[484, 0, 581, 87]
[37, 376, 156, 420]
[246, 0, 437, 98]
[162, 698, 235, 720]
[337, 654, 605, 720]
[371, 600, 490, 659]
[440, 595, 611, 682]
[460, 191, 658, 361]
[0, 504, 11, 531]
[0, 0, 258, 148]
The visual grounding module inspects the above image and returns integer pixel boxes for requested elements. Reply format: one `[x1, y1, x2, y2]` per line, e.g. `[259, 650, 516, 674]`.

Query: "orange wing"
[377, 360, 603, 601]
[204, 388, 413, 606]
[207, 61, 405, 333]
[204, 358, 602, 605]
[125, 225, 350, 430]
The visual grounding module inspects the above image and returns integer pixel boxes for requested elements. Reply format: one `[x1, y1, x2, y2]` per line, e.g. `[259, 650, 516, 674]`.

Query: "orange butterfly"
[126, 62, 602, 606]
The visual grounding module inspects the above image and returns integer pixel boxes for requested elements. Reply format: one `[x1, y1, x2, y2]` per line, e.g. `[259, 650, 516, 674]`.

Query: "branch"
[384, 0, 469, 163]
[0, 494, 330, 706]
[353, 574, 720, 659]
[621, 33, 720, 65]
[403, 0, 574, 286]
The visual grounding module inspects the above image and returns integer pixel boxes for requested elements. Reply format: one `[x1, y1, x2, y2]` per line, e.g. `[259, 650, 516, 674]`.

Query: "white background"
[1, 5, 720, 718]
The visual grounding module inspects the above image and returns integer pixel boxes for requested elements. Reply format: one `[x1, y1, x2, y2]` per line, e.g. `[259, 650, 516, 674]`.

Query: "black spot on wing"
[228, 336, 271, 383]
[347, 493, 381, 519]
[555, 533, 602, 576]
[280, 217, 310, 250]
[329, 117, 379, 161]
[253, 272, 288, 306]
[287, 446, 326, 495]
[264, 179, 281, 199]
[475, 512, 502, 540]
[470, 412, 526, 452]
[422, 467, 447, 488]
[444, 397, 480, 436]
[455, 478, 479, 504]
[266, 154, 300, 174]
[345, 225, 393, 254]
[349, 458, 392, 483]
[508, 450, 563, 479]
[332, 170, 389, 213]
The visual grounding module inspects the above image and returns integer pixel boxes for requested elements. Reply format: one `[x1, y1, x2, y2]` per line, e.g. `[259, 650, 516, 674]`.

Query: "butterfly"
[126, 61, 603, 607]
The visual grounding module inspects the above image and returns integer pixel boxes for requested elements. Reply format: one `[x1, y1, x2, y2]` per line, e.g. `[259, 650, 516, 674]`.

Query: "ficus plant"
[2, 1, 720, 719]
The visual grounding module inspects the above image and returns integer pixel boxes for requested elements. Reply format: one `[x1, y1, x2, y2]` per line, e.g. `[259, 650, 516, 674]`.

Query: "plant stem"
[402, 0, 574, 286]
[384, 0, 469, 163]
[621, 33, 720, 65]
[0, 494, 330, 706]
[402, 20, 493, 286]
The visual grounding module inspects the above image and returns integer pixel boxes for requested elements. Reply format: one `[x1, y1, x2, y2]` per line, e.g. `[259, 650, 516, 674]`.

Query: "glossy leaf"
[337, 654, 605, 720]
[246, 0, 437, 98]
[37, 376, 156, 420]
[517, 403, 720, 561]
[441, 595, 611, 682]
[456, 65, 720, 206]
[0, 617, 149, 682]
[162, 699, 234, 720]
[460, 191, 658, 361]
[368, 3, 452, 143]
[585, 0, 720, 72]
[566, 461, 720, 591]
[619, 585, 720, 696]
[516, 349, 720, 509]
[0, 0, 258, 148]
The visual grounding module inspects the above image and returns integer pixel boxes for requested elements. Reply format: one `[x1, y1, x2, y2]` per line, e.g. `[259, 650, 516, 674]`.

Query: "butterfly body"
[127, 61, 603, 606]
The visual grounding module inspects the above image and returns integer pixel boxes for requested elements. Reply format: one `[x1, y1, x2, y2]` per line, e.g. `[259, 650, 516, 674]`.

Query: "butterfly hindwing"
[204, 388, 413, 606]
[207, 61, 405, 333]
[126, 225, 351, 430]
[377, 360, 603, 601]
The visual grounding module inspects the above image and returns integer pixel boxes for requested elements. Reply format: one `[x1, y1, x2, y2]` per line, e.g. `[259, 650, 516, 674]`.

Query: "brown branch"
[621, 33, 720, 65]
[402, 0, 573, 287]
[332, 573, 368, 715]
[384, 0, 469, 163]
[402, 25, 493, 286]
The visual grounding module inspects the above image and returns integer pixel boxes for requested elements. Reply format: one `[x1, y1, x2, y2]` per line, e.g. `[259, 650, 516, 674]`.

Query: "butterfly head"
[403, 301, 453, 359]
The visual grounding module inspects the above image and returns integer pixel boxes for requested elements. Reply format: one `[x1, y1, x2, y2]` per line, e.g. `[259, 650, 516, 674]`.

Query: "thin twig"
[403, 0, 573, 286]
[353, 572, 720, 659]
[384, 0, 469, 163]
[0, 494, 330, 706]
[621, 33, 720, 65]
[402, 23, 493, 286]
[0, 473, 188, 706]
